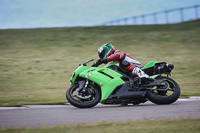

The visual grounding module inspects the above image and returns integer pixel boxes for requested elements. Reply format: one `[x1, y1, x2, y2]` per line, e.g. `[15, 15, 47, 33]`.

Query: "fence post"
[142, 15, 145, 24]
[133, 17, 137, 25]
[124, 18, 128, 25]
[153, 13, 157, 24]
[165, 11, 169, 24]
[180, 8, 184, 22]
[194, 5, 199, 19]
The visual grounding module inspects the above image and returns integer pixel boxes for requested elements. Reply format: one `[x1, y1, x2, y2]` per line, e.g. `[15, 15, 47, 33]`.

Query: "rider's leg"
[132, 67, 149, 78]
[119, 61, 149, 78]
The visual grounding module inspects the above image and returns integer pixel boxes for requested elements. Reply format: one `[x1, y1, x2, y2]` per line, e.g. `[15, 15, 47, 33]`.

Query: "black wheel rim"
[152, 79, 176, 96]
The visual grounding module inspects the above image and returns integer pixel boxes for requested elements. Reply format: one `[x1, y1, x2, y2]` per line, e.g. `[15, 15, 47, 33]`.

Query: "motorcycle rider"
[95, 43, 149, 79]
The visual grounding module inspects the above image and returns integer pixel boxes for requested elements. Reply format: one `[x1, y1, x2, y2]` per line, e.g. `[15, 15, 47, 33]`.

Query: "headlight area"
[70, 72, 75, 82]
[71, 72, 75, 78]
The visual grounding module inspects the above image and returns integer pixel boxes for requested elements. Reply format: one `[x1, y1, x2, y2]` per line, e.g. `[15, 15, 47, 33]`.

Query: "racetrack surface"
[0, 99, 200, 128]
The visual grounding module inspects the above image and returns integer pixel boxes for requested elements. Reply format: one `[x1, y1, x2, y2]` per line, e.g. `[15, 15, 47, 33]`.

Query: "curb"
[189, 96, 200, 100]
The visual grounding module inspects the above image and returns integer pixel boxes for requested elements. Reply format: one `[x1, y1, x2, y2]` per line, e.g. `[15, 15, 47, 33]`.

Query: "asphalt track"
[0, 98, 200, 128]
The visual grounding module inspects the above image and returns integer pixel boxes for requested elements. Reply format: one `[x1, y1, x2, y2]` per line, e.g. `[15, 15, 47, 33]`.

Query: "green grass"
[0, 20, 200, 106]
[0, 118, 199, 133]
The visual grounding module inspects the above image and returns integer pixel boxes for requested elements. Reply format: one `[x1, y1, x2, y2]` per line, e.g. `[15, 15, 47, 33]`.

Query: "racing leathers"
[103, 50, 149, 78]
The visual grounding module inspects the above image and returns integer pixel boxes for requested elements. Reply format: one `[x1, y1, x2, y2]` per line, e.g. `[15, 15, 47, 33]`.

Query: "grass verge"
[0, 118, 199, 133]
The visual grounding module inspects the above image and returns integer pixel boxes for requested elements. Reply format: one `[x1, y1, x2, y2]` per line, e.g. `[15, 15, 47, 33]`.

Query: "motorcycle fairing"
[142, 61, 166, 69]
[71, 64, 125, 103]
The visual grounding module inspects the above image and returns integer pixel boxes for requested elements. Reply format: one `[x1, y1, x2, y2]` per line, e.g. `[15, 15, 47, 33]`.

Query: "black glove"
[96, 59, 102, 66]
[98, 58, 108, 64]
[93, 58, 108, 67]
[91, 63, 98, 67]
[91, 59, 101, 67]
[102, 58, 108, 63]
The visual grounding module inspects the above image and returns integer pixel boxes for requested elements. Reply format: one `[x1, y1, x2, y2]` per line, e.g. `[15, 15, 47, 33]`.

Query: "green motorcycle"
[66, 59, 180, 108]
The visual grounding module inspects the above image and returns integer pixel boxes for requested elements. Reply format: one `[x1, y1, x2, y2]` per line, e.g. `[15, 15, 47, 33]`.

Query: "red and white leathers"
[106, 50, 149, 78]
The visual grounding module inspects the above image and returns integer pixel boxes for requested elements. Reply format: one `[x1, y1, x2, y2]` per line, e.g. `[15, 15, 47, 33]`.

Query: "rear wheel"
[66, 82, 100, 108]
[147, 76, 180, 104]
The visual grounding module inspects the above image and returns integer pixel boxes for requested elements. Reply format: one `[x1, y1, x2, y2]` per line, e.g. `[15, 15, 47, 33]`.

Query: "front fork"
[78, 79, 95, 95]
[81, 79, 89, 93]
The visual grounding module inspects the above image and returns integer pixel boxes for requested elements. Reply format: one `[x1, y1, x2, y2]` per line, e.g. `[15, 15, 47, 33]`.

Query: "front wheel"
[66, 83, 100, 108]
[147, 76, 181, 104]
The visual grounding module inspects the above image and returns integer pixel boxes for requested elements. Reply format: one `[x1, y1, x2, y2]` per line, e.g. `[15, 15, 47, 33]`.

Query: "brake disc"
[75, 87, 93, 99]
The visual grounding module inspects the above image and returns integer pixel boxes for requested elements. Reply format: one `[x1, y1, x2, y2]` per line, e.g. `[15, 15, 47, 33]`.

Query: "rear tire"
[147, 76, 180, 104]
[66, 83, 100, 108]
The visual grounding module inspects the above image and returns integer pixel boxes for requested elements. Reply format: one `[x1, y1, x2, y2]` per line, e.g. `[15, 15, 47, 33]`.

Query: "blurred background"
[0, 0, 200, 28]
[0, 0, 199, 107]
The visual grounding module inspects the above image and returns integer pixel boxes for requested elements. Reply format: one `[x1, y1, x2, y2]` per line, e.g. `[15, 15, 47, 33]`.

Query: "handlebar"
[82, 59, 103, 67]
[83, 59, 94, 66]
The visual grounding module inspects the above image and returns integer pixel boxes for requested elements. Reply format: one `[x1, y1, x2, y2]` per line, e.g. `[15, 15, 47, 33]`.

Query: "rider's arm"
[96, 51, 124, 65]
[96, 53, 120, 65]
[107, 50, 124, 62]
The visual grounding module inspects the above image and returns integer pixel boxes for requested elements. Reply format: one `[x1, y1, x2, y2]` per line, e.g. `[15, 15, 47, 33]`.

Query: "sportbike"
[66, 59, 180, 108]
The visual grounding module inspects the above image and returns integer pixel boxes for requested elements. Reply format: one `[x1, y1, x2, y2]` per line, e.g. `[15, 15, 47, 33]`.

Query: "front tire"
[66, 83, 100, 108]
[147, 76, 181, 104]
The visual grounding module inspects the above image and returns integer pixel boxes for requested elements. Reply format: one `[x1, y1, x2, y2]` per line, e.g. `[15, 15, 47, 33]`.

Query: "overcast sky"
[0, 0, 200, 29]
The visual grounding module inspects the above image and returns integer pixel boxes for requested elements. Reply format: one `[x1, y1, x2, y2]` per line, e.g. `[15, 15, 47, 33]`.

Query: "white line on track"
[0, 97, 200, 110]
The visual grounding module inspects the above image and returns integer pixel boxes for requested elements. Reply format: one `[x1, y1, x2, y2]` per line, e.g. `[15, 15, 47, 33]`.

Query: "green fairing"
[70, 65, 90, 83]
[150, 74, 160, 79]
[142, 61, 165, 79]
[142, 61, 166, 69]
[70, 63, 124, 104]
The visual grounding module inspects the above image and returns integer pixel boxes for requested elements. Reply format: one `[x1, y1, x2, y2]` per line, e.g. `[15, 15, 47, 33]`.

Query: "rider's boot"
[129, 67, 151, 90]
[132, 67, 149, 78]
[128, 67, 150, 89]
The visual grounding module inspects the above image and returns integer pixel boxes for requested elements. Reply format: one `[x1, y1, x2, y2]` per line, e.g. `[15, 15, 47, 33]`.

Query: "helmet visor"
[98, 49, 105, 58]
